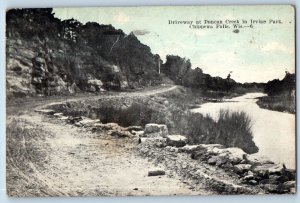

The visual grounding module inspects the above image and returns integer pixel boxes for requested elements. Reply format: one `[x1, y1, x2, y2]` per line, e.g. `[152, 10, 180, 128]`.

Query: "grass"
[6, 118, 52, 196]
[257, 95, 295, 114]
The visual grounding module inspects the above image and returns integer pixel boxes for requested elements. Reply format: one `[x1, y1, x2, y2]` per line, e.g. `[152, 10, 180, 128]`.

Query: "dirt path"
[7, 85, 208, 197]
[9, 113, 201, 196]
[7, 85, 178, 114]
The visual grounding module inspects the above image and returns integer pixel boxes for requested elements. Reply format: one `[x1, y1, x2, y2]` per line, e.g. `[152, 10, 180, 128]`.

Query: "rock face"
[144, 124, 168, 138]
[166, 135, 187, 147]
[6, 9, 162, 98]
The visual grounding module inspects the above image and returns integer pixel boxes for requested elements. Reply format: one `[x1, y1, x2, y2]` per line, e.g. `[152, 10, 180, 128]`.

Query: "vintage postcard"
[6, 5, 296, 197]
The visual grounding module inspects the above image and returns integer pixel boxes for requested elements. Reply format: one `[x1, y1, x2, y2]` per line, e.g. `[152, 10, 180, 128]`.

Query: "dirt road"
[7, 85, 207, 197]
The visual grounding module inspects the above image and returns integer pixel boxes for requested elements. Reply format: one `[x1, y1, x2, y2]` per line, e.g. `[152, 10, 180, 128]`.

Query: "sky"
[53, 5, 295, 83]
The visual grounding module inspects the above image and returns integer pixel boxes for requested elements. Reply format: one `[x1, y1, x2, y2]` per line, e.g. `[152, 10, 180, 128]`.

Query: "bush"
[185, 110, 258, 154]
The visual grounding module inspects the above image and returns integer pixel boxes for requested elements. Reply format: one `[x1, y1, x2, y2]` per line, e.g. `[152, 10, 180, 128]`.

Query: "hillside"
[6, 8, 162, 98]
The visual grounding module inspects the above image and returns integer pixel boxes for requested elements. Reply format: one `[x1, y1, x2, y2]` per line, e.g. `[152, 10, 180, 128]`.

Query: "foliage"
[184, 110, 258, 154]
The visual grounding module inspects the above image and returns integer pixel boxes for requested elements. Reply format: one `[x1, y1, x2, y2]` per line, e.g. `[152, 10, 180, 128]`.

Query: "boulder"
[233, 164, 252, 174]
[245, 154, 274, 165]
[200, 144, 224, 155]
[219, 148, 246, 165]
[207, 155, 229, 166]
[144, 123, 168, 138]
[166, 135, 187, 147]
[207, 156, 218, 165]
[222, 162, 234, 170]
[253, 164, 282, 176]
[215, 155, 229, 166]
[87, 79, 103, 92]
[148, 169, 165, 176]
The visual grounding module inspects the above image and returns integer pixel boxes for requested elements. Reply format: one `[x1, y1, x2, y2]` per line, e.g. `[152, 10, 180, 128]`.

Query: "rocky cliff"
[6, 8, 162, 98]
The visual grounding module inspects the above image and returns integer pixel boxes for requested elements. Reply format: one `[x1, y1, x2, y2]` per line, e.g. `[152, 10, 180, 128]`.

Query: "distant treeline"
[256, 72, 295, 114]
[162, 55, 265, 94]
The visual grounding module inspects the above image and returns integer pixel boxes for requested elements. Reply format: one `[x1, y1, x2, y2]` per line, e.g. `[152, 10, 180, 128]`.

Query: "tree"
[162, 55, 191, 85]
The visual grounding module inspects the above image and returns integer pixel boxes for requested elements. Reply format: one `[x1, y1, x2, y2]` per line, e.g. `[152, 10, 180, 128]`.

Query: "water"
[192, 93, 295, 169]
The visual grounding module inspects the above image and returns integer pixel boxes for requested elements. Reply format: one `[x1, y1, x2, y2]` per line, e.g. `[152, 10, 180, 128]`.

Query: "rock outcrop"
[6, 8, 162, 98]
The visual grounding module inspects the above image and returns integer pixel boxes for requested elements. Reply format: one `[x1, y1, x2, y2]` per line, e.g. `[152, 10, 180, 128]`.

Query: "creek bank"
[138, 125, 296, 194]
[36, 107, 296, 195]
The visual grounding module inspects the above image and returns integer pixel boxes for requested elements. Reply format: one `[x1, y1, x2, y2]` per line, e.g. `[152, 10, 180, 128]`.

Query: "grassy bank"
[50, 87, 258, 154]
[256, 95, 295, 114]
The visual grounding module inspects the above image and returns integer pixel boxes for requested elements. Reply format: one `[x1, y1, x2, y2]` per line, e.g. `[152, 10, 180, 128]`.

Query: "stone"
[248, 180, 258, 185]
[262, 184, 279, 193]
[144, 123, 168, 138]
[124, 126, 143, 132]
[259, 178, 278, 185]
[215, 155, 229, 166]
[111, 130, 132, 137]
[77, 118, 100, 126]
[201, 144, 224, 155]
[131, 130, 144, 137]
[53, 112, 64, 117]
[94, 123, 121, 131]
[180, 145, 204, 154]
[168, 147, 178, 152]
[233, 164, 252, 174]
[222, 162, 234, 170]
[220, 148, 246, 165]
[69, 116, 83, 124]
[140, 137, 166, 147]
[282, 181, 296, 189]
[245, 154, 274, 165]
[207, 156, 218, 165]
[58, 116, 69, 120]
[148, 169, 165, 176]
[87, 79, 103, 92]
[254, 164, 282, 176]
[166, 135, 187, 147]
[243, 174, 254, 180]
[181, 162, 188, 169]
[34, 109, 55, 115]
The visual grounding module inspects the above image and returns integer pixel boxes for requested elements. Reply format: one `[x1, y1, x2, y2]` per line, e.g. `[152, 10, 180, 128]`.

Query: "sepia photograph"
[6, 5, 296, 197]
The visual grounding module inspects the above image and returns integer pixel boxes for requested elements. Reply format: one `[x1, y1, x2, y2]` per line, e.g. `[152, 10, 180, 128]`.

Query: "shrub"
[185, 110, 258, 154]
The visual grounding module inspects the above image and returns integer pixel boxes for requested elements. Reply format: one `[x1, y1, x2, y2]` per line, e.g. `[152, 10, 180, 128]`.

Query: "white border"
[0, 1, 298, 203]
